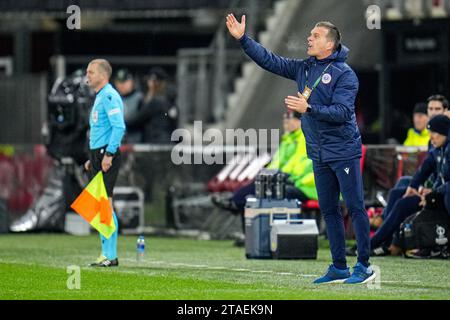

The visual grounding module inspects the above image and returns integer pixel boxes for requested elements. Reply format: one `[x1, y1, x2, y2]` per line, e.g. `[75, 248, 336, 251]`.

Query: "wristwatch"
[105, 151, 115, 157]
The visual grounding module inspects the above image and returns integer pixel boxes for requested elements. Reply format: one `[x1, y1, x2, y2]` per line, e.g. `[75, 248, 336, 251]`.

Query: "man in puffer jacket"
[226, 14, 373, 284]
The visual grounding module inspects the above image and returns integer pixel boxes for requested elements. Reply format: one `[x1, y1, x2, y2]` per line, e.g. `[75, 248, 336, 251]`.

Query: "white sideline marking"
[123, 259, 317, 277]
[381, 280, 420, 283]
[124, 259, 423, 283]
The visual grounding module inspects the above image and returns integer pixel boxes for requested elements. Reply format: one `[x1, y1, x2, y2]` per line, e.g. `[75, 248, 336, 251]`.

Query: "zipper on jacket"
[439, 147, 445, 185]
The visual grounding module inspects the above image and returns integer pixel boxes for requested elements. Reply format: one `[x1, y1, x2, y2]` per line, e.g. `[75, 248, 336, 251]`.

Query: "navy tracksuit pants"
[313, 158, 370, 269]
[382, 186, 407, 220]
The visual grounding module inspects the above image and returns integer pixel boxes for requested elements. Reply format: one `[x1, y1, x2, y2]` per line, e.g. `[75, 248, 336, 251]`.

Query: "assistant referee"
[85, 59, 126, 267]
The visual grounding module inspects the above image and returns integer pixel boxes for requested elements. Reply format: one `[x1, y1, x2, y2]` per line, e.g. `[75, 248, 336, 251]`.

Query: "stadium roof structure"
[0, 0, 234, 12]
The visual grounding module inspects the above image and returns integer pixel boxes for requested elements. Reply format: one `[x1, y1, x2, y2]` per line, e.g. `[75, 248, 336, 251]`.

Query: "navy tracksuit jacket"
[239, 34, 369, 268]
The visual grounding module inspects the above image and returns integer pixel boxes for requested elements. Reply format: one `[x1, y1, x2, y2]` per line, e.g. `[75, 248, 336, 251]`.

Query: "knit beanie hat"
[427, 114, 450, 135]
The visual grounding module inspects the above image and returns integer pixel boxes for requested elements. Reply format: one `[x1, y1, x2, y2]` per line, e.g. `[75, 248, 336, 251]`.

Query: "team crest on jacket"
[322, 73, 332, 84]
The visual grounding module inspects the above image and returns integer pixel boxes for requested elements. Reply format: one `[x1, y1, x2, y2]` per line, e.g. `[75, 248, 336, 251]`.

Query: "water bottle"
[404, 223, 412, 238]
[255, 175, 263, 198]
[136, 235, 145, 262]
[265, 174, 273, 199]
[275, 172, 285, 199]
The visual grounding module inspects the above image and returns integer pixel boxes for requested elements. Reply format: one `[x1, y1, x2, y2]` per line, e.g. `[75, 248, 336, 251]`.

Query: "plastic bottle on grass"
[137, 235, 145, 262]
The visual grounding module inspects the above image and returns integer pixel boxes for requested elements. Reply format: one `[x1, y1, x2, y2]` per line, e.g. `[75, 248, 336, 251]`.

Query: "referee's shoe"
[89, 255, 119, 267]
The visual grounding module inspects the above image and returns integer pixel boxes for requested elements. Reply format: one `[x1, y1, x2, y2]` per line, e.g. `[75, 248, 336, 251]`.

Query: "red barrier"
[0, 145, 53, 214]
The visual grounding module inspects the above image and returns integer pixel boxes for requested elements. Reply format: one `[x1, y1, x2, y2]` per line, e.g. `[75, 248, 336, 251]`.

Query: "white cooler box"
[270, 219, 319, 259]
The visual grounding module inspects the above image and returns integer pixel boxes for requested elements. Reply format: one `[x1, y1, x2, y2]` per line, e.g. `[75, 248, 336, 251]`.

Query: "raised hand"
[226, 13, 246, 40]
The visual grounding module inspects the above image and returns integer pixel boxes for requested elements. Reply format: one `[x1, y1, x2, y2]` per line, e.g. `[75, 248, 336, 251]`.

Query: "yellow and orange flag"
[70, 172, 116, 238]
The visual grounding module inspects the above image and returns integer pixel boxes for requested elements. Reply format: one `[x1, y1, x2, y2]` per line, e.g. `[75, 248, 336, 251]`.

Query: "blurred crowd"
[112, 67, 179, 144]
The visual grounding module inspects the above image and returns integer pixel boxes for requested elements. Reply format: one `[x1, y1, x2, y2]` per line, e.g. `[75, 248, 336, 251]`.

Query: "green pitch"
[0, 234, 449, 300]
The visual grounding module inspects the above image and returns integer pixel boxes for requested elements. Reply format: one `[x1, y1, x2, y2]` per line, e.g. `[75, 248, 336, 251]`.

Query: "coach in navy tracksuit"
[226, 14, 374, 284]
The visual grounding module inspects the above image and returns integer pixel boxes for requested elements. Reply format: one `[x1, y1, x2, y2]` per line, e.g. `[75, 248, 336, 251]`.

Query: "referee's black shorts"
[89, 146, 121, 197]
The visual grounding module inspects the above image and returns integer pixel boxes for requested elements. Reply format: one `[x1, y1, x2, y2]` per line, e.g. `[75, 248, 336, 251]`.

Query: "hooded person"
[423, 115, 450, 213]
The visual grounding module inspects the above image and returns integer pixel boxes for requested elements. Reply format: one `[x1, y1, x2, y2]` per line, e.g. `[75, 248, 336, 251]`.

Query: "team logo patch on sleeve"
[322, 73, 332, 84]
[108, 108, 121, 116]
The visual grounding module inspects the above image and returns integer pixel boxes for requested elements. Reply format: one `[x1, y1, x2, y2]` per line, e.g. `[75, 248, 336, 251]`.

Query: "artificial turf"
[0, 234, 449, 300]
